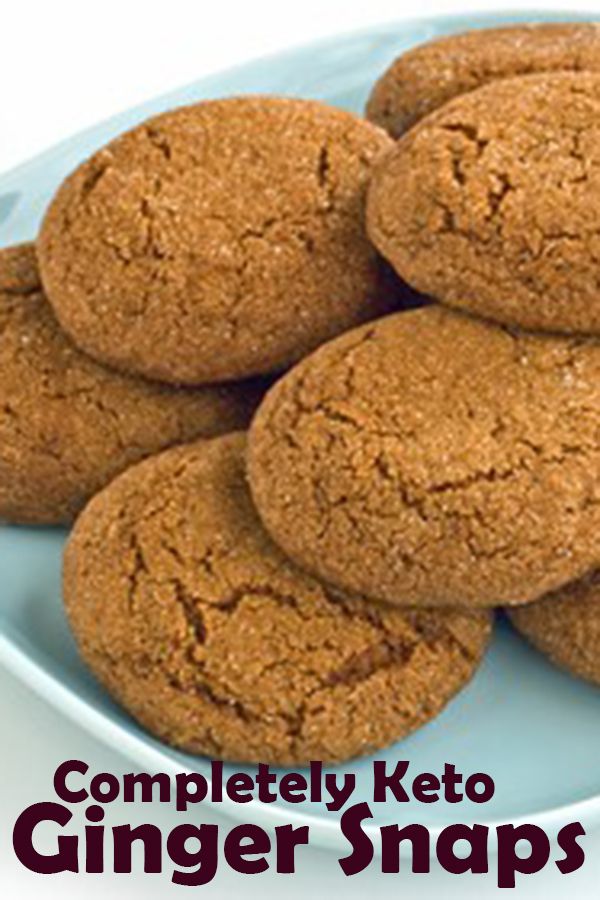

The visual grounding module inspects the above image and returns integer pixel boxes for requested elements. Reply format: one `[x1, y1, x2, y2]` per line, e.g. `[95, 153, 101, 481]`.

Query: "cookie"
[367, 71, 600, 336]
[38, 96, 395, 385]
[248, 306, 600, 609]
[366, 23, 600, 137]
[0, 243, 261, 524]
[507, 571, 600, 686]
[64, 432, 492, 765]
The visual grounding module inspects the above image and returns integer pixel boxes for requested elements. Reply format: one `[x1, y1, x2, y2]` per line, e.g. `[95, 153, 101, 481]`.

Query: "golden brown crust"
[507, 571, 600, 685]
[0, 244, 262, 524]
[367, 71, 600, 335]
[64, 432, 492, 765]
[367, 73, 600, 334]
[0, 242, 41, 292]
[367, 23, 600, 137]
[248, 306, 600, 609]
[38, 96, 395, 385]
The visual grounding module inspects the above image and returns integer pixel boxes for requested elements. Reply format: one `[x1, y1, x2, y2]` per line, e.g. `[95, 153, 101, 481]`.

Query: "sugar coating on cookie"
[0, 244, 261, 524]
[38, 96, 395, 385]
[64, 432, 492, 765]
[366, 23, 600, 137]
[248, 306, 600, 609]
[508, 571, 600, 686]
[367, 71, 600, 335]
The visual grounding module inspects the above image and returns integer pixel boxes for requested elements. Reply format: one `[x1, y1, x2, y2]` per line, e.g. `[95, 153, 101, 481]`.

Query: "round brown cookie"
[367, 71, 600, 335]
[507, 571, 600, 686]
[64, 432, 492, 765]
[38, 96, 395, 385]
[248, 306, 600, 610]
[0, 243, 262, 525]
[366, 23, 600, 138]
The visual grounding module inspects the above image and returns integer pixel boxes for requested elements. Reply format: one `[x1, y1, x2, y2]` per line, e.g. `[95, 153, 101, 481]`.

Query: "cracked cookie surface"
[38, 96, 394, 385]
[366, 23, 600, 137]
[367, 71, 600, 335]
[64, 432, 492, 765]
[0, 243, 261, 524]
[508, 570, 600, 686]
[248, 306, 600, 608]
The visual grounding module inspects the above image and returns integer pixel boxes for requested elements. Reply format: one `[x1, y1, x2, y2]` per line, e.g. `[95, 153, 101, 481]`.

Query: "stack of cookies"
[5, 22, 600, 766]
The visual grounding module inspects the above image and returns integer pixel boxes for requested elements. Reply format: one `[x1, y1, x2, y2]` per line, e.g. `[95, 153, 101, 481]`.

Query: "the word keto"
[12, 759, 585, 888]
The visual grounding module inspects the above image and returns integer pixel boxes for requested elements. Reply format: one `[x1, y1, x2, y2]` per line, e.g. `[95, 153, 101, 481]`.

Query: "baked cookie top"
[39, 96, 394, 385]
[367, 71, 600, 335]
[508, 570, 600, 686]
[64, 432, 492, 765]
[367, 23, 600, 137]
[248, 306, 600, 608]
[0, 243, 260, 524]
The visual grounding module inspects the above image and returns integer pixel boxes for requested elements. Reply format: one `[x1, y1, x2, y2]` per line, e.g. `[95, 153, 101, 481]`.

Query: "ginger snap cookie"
[508, 571, 600, 686]
[366, 23, 600, 137]
[38, 96, 395, 385]
[64, 432, 492, 765]
[248, 306, 600, 610]
[0, 243, 261, 524]
[367, 71, 600, 335]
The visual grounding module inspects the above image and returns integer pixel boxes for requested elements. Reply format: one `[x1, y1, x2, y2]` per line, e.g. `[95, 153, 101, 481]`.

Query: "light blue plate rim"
[0, 7, 597, 194]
